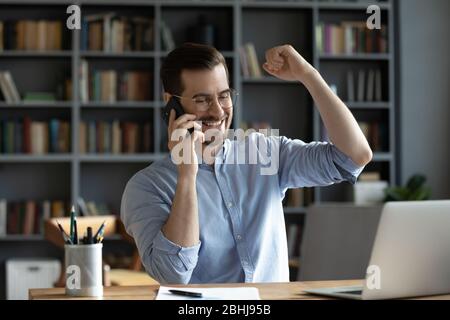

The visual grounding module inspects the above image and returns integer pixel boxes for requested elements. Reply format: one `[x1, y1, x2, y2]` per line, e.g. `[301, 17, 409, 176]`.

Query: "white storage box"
[353, 181, 389, 205]
[6, 259, 61, 300]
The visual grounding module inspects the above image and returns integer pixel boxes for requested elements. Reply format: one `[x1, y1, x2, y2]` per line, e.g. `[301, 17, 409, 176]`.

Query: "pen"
[87, 226, 93, 244]
[168, 289, 203, 298]
[56, 220, 73, 245]
[69, 205, 75, 243]
[73, 217, 78, 245]
[93, 221, 106, 243]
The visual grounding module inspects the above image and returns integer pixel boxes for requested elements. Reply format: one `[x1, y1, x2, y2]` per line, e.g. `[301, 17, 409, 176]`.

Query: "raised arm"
[263, 44, 373, 167]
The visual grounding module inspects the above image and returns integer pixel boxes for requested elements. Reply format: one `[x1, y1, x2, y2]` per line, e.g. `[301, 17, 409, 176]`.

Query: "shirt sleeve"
[273, 135, 365, 192]
[120, 170, 201, 285]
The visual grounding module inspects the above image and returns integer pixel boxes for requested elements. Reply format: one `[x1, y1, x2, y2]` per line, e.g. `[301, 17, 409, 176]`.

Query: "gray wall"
[399, 0, 450, 198]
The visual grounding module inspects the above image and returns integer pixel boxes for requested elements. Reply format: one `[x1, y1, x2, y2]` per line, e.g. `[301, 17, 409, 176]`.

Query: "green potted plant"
[384, 174, 431, 201]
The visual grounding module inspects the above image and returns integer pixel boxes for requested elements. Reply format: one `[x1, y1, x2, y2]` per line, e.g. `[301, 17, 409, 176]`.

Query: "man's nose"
[208, 98, 225, 118]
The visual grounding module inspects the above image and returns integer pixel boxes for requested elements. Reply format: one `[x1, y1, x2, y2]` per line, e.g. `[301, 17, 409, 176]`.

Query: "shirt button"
[227, 202, 233, 208]
[236, 234, 242, 241]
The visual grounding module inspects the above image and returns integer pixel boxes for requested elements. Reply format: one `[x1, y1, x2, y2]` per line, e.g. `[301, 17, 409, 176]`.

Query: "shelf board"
[159, 50, 235, 58]
[283, 207, 307, 214]
[241, 1, 313, 9]
[0, 101, 72, 108]
[81, 101, 163, 108]
[0, 235, 44, 241]
[242, 77, 298, 84]
[0, 50, 72, 58]
[317, 2, 391, 10]
[0, 154, 73, 162]
[346, 102, 391, 109]
[160, 0, 234, 7]
[80, 51, 157, 58]
[79, 153, 168, 163]
[319, 53, 390, 61]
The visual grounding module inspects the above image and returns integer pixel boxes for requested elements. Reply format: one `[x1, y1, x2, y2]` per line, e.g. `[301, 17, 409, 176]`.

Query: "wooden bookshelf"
[0, 0, 398, 290]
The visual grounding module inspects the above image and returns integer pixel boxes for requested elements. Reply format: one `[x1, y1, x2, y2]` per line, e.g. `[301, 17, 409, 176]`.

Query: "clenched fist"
[262, 44, 316, 83]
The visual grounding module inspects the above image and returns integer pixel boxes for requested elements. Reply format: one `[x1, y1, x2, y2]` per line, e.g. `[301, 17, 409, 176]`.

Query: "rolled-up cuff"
[331, 146, 365, 185]
[152, 230, 201, 271]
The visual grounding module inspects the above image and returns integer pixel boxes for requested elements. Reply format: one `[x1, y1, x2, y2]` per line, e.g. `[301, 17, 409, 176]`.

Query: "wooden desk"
[29, 280, 450, 300]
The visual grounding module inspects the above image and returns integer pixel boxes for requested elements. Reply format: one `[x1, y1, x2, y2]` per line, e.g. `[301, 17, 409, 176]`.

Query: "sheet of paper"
[156, 286, 261, 300]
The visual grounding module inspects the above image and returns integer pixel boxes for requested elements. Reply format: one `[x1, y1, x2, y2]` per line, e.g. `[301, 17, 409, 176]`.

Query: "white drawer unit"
[6, 259, 61, 300]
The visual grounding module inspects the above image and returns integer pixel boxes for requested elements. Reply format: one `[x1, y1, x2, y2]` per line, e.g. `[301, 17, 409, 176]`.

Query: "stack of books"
[285, 188, 314, 208]
[76, 198, 113, 216]
[81, 13, 154, 52]
[239, 43, 262, 78]
[0, 117, 70, 154]
[79, 120, 152, 154]
[0, 20, 67, 51]
[0, 199, 68, 236]
[358, 120, 388, 152]
[316, 22, 388, 55]
[80, 60, 152, 103]
[347, 69, 383, 102]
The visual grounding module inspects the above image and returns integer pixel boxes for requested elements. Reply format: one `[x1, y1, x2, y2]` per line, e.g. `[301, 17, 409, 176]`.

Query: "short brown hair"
[160, 43, 229, 95]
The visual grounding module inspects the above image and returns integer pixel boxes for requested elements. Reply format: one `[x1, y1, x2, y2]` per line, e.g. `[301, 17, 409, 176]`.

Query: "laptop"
[303, 200, 450, 300]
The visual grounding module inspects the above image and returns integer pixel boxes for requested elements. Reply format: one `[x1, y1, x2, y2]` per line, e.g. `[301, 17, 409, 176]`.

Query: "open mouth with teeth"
[201, 118, 226, 131]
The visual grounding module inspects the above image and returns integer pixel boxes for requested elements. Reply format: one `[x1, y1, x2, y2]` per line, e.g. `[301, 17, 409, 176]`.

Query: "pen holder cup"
[65, 243, 103, 297]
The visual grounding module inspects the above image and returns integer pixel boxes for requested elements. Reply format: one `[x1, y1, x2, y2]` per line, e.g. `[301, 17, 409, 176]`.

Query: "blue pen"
[93, 221, 106, 243]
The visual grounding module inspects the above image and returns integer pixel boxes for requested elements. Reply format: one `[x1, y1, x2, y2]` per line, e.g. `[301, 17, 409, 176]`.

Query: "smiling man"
[121, 43, 372, 284]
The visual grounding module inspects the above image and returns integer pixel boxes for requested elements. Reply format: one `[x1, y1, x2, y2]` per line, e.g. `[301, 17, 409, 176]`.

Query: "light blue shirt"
[121, 133, 364, 284]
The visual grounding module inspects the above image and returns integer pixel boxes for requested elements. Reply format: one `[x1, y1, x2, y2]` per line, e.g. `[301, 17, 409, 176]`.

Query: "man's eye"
[195, 99, 208, 104]
[219, 93, 230, 99]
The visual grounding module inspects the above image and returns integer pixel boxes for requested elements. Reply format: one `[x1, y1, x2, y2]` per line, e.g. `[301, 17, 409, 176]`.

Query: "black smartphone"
[162, 96, 194, 133]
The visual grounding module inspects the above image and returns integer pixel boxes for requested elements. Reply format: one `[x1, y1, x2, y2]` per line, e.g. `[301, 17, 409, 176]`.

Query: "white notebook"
[156, 286, 261, 300]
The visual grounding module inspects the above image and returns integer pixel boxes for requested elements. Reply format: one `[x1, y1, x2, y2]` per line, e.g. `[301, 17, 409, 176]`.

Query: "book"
[0, 21, 3, 51]
[244, 43, 262, 78]
[79, 121, 87, 154]
[347, 71, 355, 102]
[359, 172, 381, 182]
[23, 92, 56, 102]
[0, 71, 21, 103]
[0, 72, 13, 102]
[287, 224, 299, 258]
[366, 69, 375, 102]
[357, 69, 366, 102]
[0, 199, 6, 236]
[375, 69, 383, 101]
[161, 20, 175, 51]
[287, 189, 304, 207]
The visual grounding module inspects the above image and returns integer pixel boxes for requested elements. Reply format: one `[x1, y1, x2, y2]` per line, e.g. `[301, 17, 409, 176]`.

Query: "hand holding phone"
[162, 97, 194, 134]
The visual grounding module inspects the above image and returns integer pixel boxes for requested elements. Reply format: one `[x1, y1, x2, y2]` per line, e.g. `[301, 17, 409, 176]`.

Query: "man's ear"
[163, 92, 171, 104]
